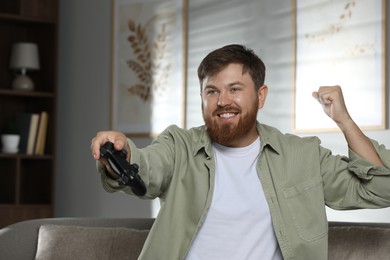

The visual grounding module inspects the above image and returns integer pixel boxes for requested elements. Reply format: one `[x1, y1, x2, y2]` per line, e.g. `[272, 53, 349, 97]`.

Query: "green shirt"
[98, 122, 390, 259]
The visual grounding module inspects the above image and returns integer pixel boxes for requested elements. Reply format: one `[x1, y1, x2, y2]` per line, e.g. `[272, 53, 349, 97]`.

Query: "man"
[91, 44, 390, 259]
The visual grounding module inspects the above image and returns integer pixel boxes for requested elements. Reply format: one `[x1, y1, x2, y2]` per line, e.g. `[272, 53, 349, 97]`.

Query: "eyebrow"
[203, 85, 217, 91]
[228, 81, 245, 87]
[203, 81, 245, 90]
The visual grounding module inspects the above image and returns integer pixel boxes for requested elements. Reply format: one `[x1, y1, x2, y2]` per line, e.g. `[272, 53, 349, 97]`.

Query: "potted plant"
[1, 119, 20, 153]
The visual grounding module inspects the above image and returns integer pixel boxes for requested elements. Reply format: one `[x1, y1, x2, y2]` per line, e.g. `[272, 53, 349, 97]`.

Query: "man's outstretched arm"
[313, 85, 383, 166]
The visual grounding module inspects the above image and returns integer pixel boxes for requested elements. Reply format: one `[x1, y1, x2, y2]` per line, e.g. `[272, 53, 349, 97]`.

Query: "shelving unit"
[0, 0, 58, 228]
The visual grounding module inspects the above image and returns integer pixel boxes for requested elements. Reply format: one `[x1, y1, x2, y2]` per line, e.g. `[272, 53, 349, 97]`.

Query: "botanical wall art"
[293, 0, 386, 132]
[111, 0, 187, 136]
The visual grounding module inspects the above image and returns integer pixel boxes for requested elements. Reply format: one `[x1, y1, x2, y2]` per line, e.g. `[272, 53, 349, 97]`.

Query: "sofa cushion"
[328, 225, 390, 260]
[35, 224, 149, 260]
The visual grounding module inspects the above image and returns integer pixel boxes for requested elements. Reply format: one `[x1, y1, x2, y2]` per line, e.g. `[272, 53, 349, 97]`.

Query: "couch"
[0, 218, 389, 259]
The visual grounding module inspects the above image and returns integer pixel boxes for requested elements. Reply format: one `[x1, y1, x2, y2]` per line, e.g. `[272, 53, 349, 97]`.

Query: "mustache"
[213, 106, 240, 114]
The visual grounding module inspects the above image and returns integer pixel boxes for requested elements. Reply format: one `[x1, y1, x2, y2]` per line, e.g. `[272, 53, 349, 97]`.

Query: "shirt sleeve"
[322, 139, 390, 210]
[347, 139, 390, 180]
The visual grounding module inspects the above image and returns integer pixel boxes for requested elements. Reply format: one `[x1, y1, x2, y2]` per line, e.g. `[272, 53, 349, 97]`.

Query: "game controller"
[100, 141, 147, 196]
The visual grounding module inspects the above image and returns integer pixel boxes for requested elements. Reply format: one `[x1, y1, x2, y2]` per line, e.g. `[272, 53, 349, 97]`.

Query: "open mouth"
[218, 112, 238, 119]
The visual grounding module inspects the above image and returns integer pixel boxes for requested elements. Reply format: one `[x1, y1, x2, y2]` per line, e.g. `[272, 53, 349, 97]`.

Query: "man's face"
[201, 63, 268, 147]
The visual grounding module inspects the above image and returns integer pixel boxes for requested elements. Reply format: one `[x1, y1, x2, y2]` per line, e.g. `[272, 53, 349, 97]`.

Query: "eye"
[230, 87, 240, 92]
[206, 89, 218, 95]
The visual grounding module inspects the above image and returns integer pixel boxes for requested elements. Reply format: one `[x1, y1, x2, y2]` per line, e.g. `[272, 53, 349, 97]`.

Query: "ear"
[257, 85, 268, 109]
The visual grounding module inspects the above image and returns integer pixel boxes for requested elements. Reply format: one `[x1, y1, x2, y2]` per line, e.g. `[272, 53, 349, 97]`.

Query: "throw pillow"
[328, 226, 390, 259]
[35, 225, 149, 260]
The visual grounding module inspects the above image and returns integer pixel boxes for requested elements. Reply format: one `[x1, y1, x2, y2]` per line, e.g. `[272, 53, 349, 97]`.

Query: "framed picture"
[293, 0, 386, 133]
[111, 0, 187, 137]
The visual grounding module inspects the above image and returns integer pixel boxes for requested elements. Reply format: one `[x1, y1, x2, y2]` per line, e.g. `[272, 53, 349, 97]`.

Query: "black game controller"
[100, 141, 147, 196]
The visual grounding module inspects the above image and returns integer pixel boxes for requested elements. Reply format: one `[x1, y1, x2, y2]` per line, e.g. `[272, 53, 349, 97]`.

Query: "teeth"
[219, 113, 236, 118]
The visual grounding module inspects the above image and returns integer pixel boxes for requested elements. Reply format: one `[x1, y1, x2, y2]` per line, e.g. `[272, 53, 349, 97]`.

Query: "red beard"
[202, 99, 259, 146]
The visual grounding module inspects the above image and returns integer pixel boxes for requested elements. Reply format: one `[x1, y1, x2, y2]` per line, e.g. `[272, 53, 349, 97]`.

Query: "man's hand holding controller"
[91, 131, 147, 196]
[91, 131, 130, 180]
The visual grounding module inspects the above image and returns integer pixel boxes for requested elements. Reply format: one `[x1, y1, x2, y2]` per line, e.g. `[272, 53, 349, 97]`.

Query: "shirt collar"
[192, 122, 281, 157]
[256, 122, 281, 155]
[192, 125, 213, 157]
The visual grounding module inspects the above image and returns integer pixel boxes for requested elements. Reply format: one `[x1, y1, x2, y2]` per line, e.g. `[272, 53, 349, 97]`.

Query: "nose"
[217, 90, 232, 107]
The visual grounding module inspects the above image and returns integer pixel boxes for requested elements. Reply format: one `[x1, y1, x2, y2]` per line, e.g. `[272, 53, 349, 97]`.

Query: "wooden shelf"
[0, 89, 54, 98]
[0, 0, 58, 228]
[0, 153, 53, 159]
[0, 13, 56, 24]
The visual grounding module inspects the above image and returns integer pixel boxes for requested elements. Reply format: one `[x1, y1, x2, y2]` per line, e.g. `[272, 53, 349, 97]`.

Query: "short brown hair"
[197, 44, 266, 90]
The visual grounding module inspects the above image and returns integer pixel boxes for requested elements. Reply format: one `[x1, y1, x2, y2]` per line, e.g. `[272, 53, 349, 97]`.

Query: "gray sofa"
[0, 218, 389, 259]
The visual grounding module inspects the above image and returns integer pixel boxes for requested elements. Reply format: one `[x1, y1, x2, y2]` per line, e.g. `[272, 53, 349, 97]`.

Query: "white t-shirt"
[186, 138, 283, 260]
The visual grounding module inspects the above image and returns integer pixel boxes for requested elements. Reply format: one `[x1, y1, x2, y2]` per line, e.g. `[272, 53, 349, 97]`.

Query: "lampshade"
[9, 43, 40, 91]
[9, 43, 40, 70]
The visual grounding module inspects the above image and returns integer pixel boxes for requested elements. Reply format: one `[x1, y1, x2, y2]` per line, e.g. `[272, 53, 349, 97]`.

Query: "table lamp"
[9, 42, 40, 91]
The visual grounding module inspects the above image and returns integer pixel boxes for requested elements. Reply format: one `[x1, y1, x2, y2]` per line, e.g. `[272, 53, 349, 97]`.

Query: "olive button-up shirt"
[98, 123, 390, 259]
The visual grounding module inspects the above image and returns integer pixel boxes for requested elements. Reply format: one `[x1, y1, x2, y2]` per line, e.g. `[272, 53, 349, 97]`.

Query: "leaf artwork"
[349, 43, 375, 57]
[302, 0, 374, 58]
[126, 14, 175, 102]
[304, 0, 356, 42]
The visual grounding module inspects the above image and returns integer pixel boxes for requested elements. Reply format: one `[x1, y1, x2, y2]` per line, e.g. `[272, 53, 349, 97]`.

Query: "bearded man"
[91, 44, 390, 260]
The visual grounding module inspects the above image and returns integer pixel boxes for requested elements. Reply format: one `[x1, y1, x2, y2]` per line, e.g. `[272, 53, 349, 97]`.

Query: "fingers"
[312, 85, 341, 105]
[311, 91, 323, 104]
[91, 131, 128, 160]
[312, 85, 351, 123]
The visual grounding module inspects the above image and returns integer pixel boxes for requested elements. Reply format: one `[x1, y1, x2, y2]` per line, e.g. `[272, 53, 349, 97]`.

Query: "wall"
[56, 0, 390, 222]
[56, 0, 153, 218]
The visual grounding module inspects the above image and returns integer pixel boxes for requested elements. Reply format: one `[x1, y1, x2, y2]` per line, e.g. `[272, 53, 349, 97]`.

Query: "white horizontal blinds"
[186, 0, 257, 128]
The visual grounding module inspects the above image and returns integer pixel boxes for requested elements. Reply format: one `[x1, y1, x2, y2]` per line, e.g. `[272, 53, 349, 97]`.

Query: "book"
[15, 113, 33, 153]
[34, 111, 49, 155]
[26, 113, 40, 155]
